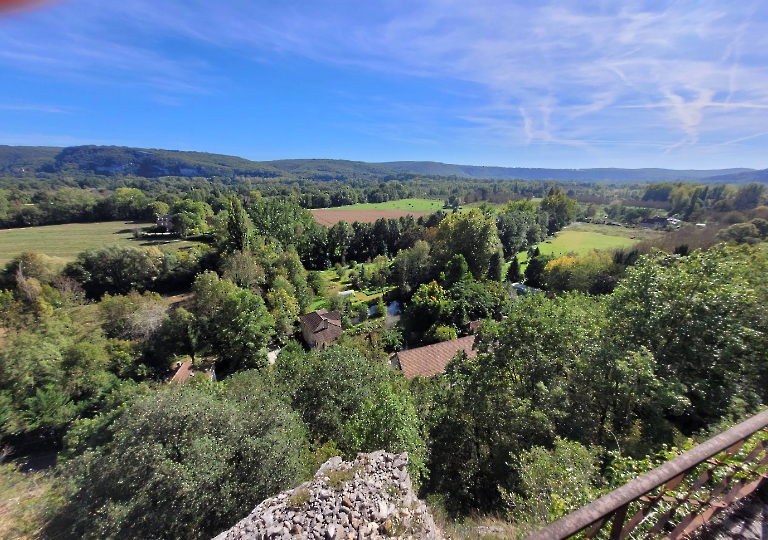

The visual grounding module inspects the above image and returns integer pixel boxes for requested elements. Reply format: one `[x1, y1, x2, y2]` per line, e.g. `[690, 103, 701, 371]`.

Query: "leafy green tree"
[524, 252, 554, 288]
[504, 439, 600, 528]
[539, 189, 577, 234]
[146, 200, 170, 220]
[220, 250, 266, 292]
[25, 384, 76, 432]
[270, 248, 312, 312]
[343, 381, 427, 479]
[432, 210, 503, 280]
[1, 251, 66, 290]
[49, 380, 308, 540]
[427, 293, 605, 512]
[750, 218, 768, 238]
[171, 199, 212, 238]
[0, 189, 8, 221]
[393, 240, 433, 295]
[108, 188, 148, 220]
[543, 255, 577, 292]
[43, 187, 98, 224]
[192, 272, 274, 373]
[266, 287, 300, 345]
[608, 246, 768, 427]
[0, 316, 125, 437]
[223, 195, 253, 253]
[274, 346, 426, 480]
[487, 251, 504, 281]
[496, 201, 545, 259]
[402, 281, 449, 338]
[733, 183, 766, 210]
[328, 220, 355, 264]
[717, 222, 761, 244]
[66, 246, 164, 298]
[156, 307, 198, 362]
[214, 288, 274, 371]
[247, 197, 325, 264]
[430, 325, 458, 342]
[568, 251, 623, 295]
[446, 279, 509, 326]
[440, 254, 471, 288]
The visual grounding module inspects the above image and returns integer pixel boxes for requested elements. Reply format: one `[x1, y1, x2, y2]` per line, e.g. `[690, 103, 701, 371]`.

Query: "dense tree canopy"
[49, 378, 308, 540]
[431, 209, 503, 280]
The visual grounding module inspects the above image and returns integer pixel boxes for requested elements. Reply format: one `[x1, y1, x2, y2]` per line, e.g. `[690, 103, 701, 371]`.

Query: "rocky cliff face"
[213, 451, 445, 540]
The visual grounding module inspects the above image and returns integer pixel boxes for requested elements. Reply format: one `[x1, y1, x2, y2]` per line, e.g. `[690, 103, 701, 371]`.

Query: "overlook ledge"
[213, 451, 445, 540]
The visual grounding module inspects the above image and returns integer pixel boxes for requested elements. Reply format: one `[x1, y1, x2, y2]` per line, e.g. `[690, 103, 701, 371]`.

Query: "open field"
[0, 222, 198, 265]
[311, 199, 444, 225]
[519, 222, 663, 262]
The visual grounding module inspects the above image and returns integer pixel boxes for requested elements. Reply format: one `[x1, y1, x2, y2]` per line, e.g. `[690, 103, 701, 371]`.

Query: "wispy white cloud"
[1, 0, 767, 165]
[0, 103, 71, 113]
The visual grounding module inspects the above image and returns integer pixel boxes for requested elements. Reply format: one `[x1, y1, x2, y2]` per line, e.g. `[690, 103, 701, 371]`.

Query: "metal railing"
[524, 409, 768, 540]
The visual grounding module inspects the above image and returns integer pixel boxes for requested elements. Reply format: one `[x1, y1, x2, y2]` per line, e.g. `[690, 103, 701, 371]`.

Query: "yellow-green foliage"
[543, 255, 577, 291]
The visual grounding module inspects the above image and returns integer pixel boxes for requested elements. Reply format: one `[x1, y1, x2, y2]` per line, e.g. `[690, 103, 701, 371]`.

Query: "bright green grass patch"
[537, 230, 637, 257]
[0, 221, 198, 265]
[518, 223, 651, 264]
[323, 199, 445, 212]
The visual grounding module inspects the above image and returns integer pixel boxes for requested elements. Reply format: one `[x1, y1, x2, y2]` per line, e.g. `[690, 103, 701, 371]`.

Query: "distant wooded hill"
[378, 161, 755, 182]
[0, 145, 763, 183]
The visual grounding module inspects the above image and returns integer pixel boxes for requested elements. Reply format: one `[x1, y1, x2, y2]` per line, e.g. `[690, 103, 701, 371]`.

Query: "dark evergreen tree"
[487, 251, 503, 282]
[506, 256, 522, 283]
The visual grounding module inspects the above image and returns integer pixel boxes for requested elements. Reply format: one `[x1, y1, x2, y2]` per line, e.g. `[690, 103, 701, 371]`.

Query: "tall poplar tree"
[225, 195, 253, 253]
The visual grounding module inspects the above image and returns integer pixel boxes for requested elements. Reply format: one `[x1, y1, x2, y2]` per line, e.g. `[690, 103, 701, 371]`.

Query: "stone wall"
[213, 451, 445, 540]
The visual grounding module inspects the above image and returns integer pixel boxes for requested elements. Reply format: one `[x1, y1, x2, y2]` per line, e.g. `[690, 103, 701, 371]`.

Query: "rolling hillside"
[378, 161, 754, 182]
[0, 145, 762, 183]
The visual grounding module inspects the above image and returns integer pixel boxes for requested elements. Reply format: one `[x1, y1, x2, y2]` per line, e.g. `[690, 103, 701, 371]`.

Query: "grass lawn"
[322, 199, 445, 212]
[0, 221, 199, 265]
[518, 222, 660, 263]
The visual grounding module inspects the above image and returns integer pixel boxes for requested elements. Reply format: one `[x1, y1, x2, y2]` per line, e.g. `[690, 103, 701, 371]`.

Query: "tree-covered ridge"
[0, 146, 60, 175]
[51, 146, 285, 178]
[380, 161, 755, 181]
[264, 158, 396, 180]
[0, 145, 762, 184]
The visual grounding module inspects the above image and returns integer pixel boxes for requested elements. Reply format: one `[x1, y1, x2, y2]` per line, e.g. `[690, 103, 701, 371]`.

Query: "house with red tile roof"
[299, 309, 343, 349]
[393, 335, 477, 379]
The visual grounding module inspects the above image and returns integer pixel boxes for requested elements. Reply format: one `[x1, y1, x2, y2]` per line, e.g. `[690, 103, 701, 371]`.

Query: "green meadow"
[0, 221, 197, 265]
[518, 223, 661, 263]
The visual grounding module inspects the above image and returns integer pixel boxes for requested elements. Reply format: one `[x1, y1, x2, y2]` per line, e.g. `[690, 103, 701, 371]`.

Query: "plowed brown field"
[311, 209, 429, 225]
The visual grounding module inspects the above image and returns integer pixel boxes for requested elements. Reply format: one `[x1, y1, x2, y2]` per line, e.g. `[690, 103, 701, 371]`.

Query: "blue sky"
[1, 0, 767, 169]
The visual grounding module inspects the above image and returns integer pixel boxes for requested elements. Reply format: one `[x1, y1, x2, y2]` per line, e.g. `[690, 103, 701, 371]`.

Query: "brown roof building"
[299, 309, 343, 349]
[393, 335, 477, 379]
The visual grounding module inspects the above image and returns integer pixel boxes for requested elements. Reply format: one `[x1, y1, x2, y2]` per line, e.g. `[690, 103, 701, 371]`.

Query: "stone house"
[299, 309, 343, 349]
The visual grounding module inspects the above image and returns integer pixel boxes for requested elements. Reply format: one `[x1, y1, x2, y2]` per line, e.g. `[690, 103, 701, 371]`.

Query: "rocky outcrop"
[213, 451, 444, 540]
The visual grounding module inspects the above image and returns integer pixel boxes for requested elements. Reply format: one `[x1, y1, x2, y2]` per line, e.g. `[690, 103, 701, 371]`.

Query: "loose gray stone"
[211, 452, 444, 540]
